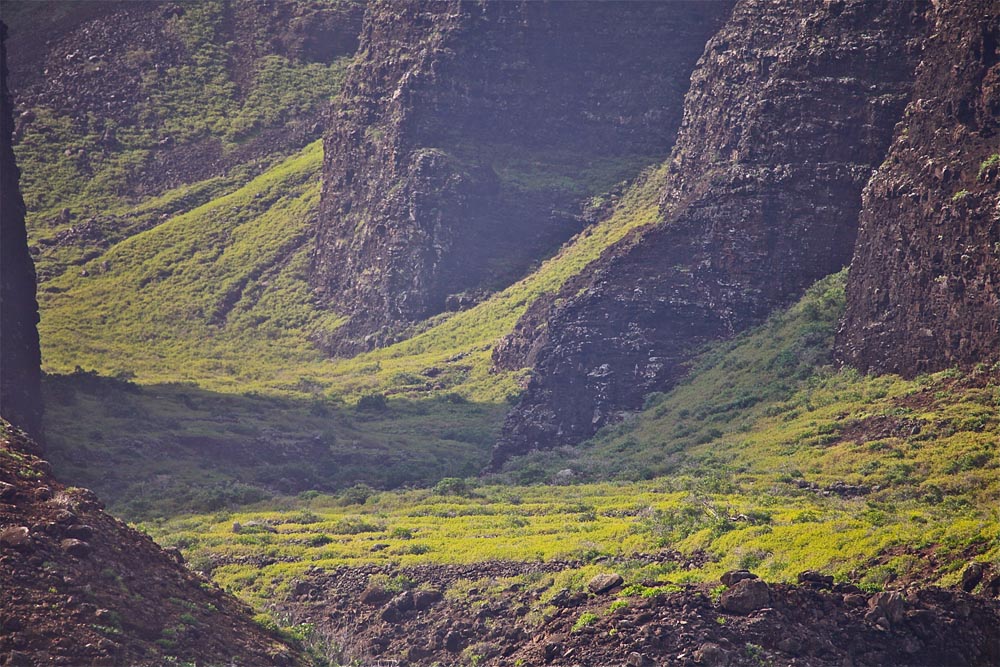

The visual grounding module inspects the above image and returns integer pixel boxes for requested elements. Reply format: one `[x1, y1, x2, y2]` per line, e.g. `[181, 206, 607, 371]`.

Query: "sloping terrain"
[146, 275, 1000, 662]
[5, 0, 361, 280]
[0, 422, 305, 666]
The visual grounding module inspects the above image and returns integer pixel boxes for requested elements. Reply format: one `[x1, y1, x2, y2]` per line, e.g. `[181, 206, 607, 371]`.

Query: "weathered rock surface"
[271, 559, 1000, 666]
[491, 0, 929, 465]
[0, 422, 304, 666]
[0, 21, 42, 438]
[311, 0, 732, 354]
[836, 0, 1000, 375]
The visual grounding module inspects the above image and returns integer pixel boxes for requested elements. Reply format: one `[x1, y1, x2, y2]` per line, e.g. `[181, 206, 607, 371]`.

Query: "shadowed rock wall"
[0, 21, 42, 437]
[311, 0, 732, 354]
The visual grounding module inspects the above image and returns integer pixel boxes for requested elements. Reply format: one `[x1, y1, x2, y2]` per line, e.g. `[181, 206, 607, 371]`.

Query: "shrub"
[356, 393, 388, 412]
[433, 477, 473, 496]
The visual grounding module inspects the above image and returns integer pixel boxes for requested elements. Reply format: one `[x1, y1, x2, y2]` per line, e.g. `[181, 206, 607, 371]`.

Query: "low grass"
[142, 273, 998, 611]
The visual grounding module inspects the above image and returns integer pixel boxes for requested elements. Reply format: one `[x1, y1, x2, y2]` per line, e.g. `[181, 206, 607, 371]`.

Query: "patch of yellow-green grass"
[37, 151, 668, 404]
[147, 463, 998, 611]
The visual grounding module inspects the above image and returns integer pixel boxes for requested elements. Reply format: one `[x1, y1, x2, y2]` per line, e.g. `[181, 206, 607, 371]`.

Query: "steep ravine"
[491, 0, 930, 465]
[311, 0, 732, 355]
[836, 0, 1000, 374]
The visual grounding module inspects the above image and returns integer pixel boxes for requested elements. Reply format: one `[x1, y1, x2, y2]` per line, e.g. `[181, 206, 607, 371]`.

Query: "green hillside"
[144, 273, 999, 617]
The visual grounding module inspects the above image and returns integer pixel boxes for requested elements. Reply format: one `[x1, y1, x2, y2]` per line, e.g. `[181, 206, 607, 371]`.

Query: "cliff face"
[0, 423, 304, 666]
[491, 0, 929, 465]
[311, 0, 731, 354]
[0, 21, 42, 437]
[836, 0, 1000, 375]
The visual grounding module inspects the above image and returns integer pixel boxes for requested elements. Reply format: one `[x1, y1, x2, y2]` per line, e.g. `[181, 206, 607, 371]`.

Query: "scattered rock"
[720, 570, 758, 587]
[588, 573, 624, 595]
[719, 578, 770, 615]
[53, 509, 77, 524]
[960, 562, 983, 592]
[0, 526, 31, 550]
[60, 538, 92, 558]
[0, 481, 15, 500]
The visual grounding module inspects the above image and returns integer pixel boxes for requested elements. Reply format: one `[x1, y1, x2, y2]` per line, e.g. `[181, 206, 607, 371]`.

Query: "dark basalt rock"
[0, 21, 42, 438]
[490, 0, 930, 466]
[310, 0, 733, 355]
[836, 0, 1000, 375]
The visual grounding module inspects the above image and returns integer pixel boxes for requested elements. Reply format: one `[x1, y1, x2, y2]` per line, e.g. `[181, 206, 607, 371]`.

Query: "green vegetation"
[37, 141, 670, 517]
[979, 153, 999, 180]
[145, 274, 998, 611]
[14, 0, 348, 277]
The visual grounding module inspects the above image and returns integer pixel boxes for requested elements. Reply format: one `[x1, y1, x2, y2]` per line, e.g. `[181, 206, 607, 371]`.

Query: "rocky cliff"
[0, 21, 42, 438]
[836, 0, 1000, 375]
[491, 0, 930, 465]
[311, 0, 731, 354]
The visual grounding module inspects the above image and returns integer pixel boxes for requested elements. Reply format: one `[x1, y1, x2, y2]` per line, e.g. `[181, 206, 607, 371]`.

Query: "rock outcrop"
[311, 0, 732, 354]
[276, 560, 1000, 666]
[0, 421, 305, 666]
[0, 21, 42, 437]
[836, 0, 1000, 375]
[491, 0, 930, 465]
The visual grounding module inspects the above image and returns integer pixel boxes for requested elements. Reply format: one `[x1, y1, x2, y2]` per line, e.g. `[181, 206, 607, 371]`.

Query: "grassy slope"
[14, 0, 349, 277]
[146, 273, 999, 614]
[37, 147, 669, 518]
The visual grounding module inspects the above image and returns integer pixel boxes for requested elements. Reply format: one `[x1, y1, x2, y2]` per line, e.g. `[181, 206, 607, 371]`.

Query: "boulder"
[719, 578, 770, 615]
[866, 591, 906, 629]
[0, 526, 31, 549]
[65, 524, 94, 540]
[960, 562, 983, 592]
[60, 538, 92, 558]
[413, 588, 442, 610]
[380, 590, 414, 622]
[720, 569, 758, 587]
[359, 585, 390, 606]
[797, 570, 834, 588]
[694, 642, 730, 666]
[588, 573, 624, 595]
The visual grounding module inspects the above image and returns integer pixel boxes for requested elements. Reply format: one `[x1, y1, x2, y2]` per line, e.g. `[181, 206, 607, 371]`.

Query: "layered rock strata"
[836, 0, 1000, 374]
[491, 0, 930, 465]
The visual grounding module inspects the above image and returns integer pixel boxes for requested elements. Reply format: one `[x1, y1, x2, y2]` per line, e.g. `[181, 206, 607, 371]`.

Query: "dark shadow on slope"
[41, 370, 505, 520]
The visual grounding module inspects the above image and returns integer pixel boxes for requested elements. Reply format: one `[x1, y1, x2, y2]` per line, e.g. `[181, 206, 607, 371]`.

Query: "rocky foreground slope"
[491, 0, 930, 464]
[276, 560, 1000, 666]
[0, 422, 305, 666]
